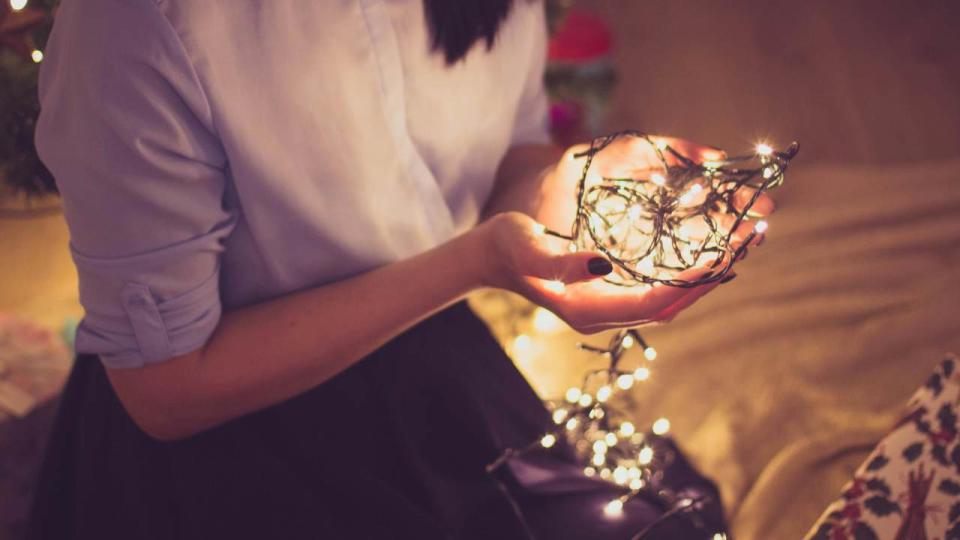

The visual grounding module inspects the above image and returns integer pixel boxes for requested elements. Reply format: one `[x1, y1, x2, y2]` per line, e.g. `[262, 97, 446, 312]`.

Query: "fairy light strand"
[485, 132, 798, 538]
[545, 131, 799, 288]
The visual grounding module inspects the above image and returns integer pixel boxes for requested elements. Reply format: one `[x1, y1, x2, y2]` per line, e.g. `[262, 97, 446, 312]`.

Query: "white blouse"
[36, 0, 550, 368]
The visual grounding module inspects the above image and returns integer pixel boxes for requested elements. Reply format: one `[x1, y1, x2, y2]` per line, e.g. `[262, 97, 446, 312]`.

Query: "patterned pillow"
[806, 354, 960, 540]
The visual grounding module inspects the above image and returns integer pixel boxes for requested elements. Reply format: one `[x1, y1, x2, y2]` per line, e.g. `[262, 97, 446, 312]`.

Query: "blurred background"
[1, 1, 959, 538]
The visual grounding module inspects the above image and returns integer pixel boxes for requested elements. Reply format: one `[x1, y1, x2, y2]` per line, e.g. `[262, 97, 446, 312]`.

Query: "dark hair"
[423, 0, 515, 64]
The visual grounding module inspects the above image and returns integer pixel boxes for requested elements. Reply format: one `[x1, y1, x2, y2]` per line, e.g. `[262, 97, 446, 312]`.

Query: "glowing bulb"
[532, 307, 564, 334]
[542, 280, 566, 294]
[565, 387, 582, 403]
[593, 440, 608, 454]
[604, 432, 618, 447]
[629, 478, 645, 491]
[565, 418, 579, 430]
[754, 220, 769, 234]
[629, 467, 641, 479]
[655, 139, 668, 151]
[613, 466, 629, 485]
[532, 222, 546, 235]
[652, 417, 671, 435]
[10, 0, 27, 10]
[644, 347, 658, 361]
[599, 468, 612, 479]
[713, 534, 728, 540]
[651, 173, 666, 186]
[633, 367, 651, 381]
[596, 385, 612, 403]
[619, 422, 635, 437]
[31, 49, 43, 63]
[512, 334, 534, 360]
[567, 243, 578, 253]
[604, 499, 624, 518]
[616, 374, 634, 390]
[552, 408, 568, 424]
[583, 466, 596, 477]
[621, 334, 635, 349]
[756, 143, 773, 156]
[540, 434, 557, 448]
[592, 453, 606, 466]
[638, 447, 654, 465]
[578, 393, 593, 407]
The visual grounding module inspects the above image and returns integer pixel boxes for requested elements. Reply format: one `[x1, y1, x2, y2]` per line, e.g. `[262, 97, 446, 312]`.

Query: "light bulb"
[638, 447, 654, 465]
[596, 385, 612, 403]
[633, 367, 651, 381]
[756, 143, 773, 156]
[652, 417, 671, 435]
[754, 220, 769, 234]
[578, 393, 593, 407]
[532, 222, 546, 235]
[650, 173, 666, 186]
[592, 453, 606, 466]
[613, 466, 629, 485]
[583, 467, 596, 477]
[540, 434, 556, 448]
[619, 422, 635, 437]
[616, 374, 634, 390]
[552, 408, 568, 424]
[629, 478, 644, 491]
[10, 0, 28, 11]
[31, 49, 43, 63]
[565, 418, 579, 430]
[565, 387, 582, 403]
[604, 432, 618, 447]
[644, 347, 657, 361]
[604, 499, 624, 518]
[593, 440, 608, 454]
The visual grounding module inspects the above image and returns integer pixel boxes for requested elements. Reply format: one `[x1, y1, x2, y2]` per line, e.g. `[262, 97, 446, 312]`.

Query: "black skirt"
[28, 302, 725, 539]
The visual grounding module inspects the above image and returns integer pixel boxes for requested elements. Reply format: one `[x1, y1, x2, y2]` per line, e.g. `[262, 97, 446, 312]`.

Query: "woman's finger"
[733, 187, 776, 216]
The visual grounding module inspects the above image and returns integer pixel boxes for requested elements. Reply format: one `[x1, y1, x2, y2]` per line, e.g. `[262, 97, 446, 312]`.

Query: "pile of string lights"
[486, 131, 799, 539]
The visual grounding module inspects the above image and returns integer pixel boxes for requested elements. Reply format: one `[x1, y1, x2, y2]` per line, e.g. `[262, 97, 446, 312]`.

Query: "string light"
[30, 49, 42, 63]
[10, 0, 28, 11]
[540, 131, 798, 288]
[487, 132, 796, 538]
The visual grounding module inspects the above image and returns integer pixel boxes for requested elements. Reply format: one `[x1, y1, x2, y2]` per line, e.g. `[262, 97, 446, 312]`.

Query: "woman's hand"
[477, 212, 723, 334]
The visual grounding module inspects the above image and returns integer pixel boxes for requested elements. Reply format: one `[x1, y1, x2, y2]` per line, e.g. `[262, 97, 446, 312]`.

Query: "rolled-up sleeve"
[36, 0, 234, 369]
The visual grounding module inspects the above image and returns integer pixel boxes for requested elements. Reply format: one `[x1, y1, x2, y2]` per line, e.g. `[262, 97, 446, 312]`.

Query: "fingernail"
[720, 273, 738, 284]
[587, 257, 613, 276]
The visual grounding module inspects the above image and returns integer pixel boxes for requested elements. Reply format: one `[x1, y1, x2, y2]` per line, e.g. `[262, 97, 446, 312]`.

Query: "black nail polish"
[720, 274, 738, 284]
[588, 257, 613, 276]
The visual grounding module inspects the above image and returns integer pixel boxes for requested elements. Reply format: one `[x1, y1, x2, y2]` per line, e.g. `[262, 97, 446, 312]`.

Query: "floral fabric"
[807, 354, 960, 540]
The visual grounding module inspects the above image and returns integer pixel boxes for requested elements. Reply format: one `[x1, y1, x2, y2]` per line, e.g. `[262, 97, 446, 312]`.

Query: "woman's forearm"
[107, 226, 491, 441]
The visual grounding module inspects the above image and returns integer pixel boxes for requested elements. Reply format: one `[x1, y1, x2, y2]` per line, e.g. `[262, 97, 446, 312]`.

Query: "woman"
[29, 0, 765, 538]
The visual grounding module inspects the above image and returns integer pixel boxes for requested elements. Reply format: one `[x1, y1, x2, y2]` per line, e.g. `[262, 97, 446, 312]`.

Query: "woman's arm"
[106, 214, 609, 441]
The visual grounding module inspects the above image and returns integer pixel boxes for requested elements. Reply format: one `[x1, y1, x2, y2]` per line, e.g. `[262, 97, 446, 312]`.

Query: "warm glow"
[578, 393, 593, 407]
[604, 432, 617, 447]
[565, 387, 582, 403]
[616, 374, 634, 390]
[532, 222, 546, 235]
[31, 49, 43, 63]
[613, 466, 629, 485]
[604, 499, 624, 518]
[629, 478, 644, 491]
[552, 408, 568, 424]
[593, 440, 608, 454]
[512, 334, 533, 359]
[650, 173, 666, 186]
[633, 367, 651, 381]
[540, 434, 556, 448]
[756, 142, 773, 156]
[638, 447, 654, 465]
[542, 280, 566, 294]
[619, 421, 635, 437]
[565, 418, 579, 430]
[754, 220, 769, 234]
[10, 0, 28, 10]
[644, 347, 658, 361]
[583, 466, 596, 477]
[592, 453, 606, 466]
[652, 417, 671, 435]
[532, 307, 564, 334]
[596, 385, 612, 403]
[622, 334, 635, 349]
